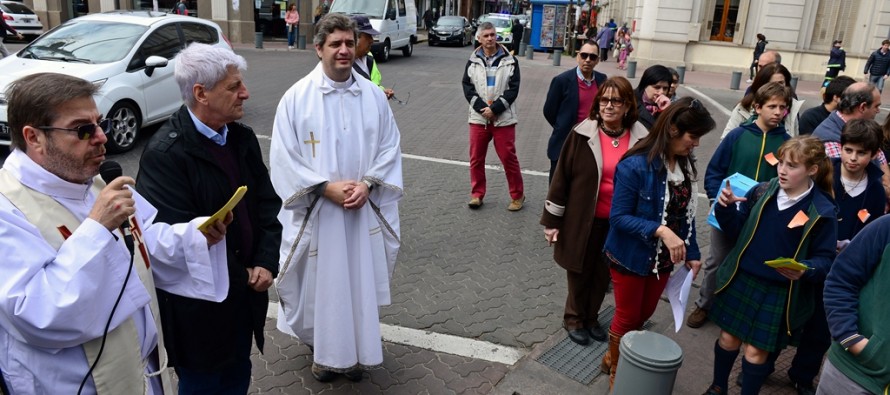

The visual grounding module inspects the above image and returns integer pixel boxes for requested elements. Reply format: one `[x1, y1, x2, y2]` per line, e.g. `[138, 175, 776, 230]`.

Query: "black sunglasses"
[578, 52, 598, 61]
[38, 119, 112, 141]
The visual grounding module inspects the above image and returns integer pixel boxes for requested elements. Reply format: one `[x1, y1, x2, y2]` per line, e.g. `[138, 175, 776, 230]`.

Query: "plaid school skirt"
[710, 270, 791, 352]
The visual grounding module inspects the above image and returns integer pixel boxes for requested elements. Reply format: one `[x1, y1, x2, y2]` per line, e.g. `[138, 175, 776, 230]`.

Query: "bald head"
[839, 82, 881, 120]
[757, 50, 781, 68]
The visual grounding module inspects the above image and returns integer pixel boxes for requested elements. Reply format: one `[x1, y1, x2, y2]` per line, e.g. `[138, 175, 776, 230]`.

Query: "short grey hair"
[313, 13, 357, 47]
[174, 43, 247, 108]
[476, 21, 495, 39]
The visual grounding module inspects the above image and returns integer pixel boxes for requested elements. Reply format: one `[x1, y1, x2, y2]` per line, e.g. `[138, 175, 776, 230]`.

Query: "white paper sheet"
[665, 265, 694, 333]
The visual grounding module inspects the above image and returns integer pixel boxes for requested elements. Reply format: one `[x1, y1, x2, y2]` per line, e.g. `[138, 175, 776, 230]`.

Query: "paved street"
[2, 36, 884, 394]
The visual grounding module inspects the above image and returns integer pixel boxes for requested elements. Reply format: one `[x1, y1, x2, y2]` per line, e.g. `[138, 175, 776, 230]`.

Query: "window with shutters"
[810, 0, 860, 49]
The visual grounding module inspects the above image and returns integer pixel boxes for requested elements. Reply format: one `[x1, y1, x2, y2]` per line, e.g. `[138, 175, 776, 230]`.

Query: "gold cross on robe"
[304, 131, 320, 158]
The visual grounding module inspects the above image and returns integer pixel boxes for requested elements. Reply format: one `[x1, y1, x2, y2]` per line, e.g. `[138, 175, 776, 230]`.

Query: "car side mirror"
[144, 55, 169, 77]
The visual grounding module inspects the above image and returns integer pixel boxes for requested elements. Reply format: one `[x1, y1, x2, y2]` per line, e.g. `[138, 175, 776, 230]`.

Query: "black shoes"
[587, 324, 607, 342]
[565, 324, 591, 346]
[344, 369, 363, 382]
[702, 385, 724, 395]
[311, 363, 337, 382]
[793, 382, 817, 395]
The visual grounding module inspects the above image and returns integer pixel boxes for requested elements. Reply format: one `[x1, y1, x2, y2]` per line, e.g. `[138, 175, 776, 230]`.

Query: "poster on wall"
[539, 4, 568, 48]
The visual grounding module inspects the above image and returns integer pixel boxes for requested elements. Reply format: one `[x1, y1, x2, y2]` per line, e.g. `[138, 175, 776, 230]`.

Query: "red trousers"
[468, 123, 524, 200]
[609, 267, 670, 336]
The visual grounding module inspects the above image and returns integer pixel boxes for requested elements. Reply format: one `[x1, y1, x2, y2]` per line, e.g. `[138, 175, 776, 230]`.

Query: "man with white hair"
[136, 43, 282, 393]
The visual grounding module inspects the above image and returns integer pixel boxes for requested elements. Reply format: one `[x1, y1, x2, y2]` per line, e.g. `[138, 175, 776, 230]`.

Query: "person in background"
[595, 23, 615, 62]
[602, 97, 715, 390]
[634, 65, 673, 130]
[285, 3, 300, 49]
[822, 40, 846, 90]
[748, 34, 768, 83]
[863, 40, 890, 93]
[0, 9, 24, 58]
[616, 30, 632, 71]
[511, 18, 524, 54]
[462, 21, 524, 211]
[541, 77, 648, 347]
[543, 40, 606, 181]
[800, 76, 856, 136]
[721, 63, 804, 137]
[174, 0, 188, 15]
[352, 15, 394, 99]
[667, 68, 680, 102]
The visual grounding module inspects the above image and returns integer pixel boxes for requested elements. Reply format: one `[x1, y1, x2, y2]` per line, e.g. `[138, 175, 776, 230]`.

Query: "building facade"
[597, 0, 890, 81]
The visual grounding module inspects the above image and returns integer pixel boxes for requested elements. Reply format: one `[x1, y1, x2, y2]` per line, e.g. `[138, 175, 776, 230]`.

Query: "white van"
[329, 0, 417, 62]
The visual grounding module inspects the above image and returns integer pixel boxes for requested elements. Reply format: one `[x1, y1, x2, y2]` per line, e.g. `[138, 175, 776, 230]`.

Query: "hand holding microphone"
[89, 161, 136, 254]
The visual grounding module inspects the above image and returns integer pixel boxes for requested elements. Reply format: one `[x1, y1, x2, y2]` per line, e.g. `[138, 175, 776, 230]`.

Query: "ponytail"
[776, 136, 834, 199]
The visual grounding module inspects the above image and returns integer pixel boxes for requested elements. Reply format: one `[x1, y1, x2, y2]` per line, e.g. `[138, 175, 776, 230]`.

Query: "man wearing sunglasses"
[543, 41, 607, 182]
[0, 72, 232, 394]
[135, 43, 282, 393]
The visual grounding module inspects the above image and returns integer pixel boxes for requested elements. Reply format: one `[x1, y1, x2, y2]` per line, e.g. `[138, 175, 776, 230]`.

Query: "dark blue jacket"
[828, 47, 846, 71]
[543, 67, 607, 161]
[813, 110, 844, 143]
[832, 157, 885, 240]
[864, 48, 890, 76]
[604, 154, 701, 276]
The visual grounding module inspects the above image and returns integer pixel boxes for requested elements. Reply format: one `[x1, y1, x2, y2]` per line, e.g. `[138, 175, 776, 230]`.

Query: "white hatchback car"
[0, 11, 231, 153]
[1, 1, 43, 39]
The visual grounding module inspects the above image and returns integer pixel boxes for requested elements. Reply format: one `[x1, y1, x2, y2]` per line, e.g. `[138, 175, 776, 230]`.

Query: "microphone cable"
[76, 237, 135, 395]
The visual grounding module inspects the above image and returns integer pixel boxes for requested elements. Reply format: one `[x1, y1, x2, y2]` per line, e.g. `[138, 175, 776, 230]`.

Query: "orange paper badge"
[858, 209, 871, 223]
[764, 152, 778, 166]
[788, 210, 809, 228]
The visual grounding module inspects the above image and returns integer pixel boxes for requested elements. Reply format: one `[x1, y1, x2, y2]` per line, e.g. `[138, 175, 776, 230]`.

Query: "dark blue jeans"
[287, 26, 297, 47]
[176, 323, 253, 394]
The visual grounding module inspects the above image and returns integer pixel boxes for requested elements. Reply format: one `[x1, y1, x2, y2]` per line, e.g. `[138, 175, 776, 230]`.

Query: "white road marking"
[266, 301, 525, 365]
[683, 86, 732, 117]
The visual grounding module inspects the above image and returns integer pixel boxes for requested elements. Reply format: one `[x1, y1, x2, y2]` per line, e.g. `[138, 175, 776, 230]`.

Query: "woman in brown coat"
[541, 76, 649, 345]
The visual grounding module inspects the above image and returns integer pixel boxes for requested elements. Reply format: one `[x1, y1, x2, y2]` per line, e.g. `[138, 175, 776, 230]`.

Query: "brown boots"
[599, 331, 621, 391]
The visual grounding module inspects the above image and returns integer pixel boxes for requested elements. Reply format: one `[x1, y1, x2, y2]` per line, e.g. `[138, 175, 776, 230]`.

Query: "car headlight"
[92, 78, 108, 89]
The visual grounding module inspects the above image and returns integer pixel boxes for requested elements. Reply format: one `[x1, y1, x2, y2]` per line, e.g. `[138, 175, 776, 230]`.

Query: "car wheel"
[379, 40, 391, 62]
[402, 40, 413, 57]
[429, 40, 434, 46]
[105, 101, 141, 154]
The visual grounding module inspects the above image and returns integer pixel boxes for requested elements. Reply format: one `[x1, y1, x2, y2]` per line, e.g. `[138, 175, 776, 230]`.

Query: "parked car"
[0, 11, 231, 153]
[477, 14, 514, 45]
[1, 1, 44, 40]
[429, 16, 473, 47]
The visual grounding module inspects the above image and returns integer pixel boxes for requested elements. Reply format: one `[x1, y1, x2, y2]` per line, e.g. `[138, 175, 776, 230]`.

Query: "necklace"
[841, 173, 866, 197]
[600, 126, 625, 148]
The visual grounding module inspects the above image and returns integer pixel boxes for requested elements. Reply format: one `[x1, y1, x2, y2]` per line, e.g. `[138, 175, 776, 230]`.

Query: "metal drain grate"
[535, 305, 654, 384]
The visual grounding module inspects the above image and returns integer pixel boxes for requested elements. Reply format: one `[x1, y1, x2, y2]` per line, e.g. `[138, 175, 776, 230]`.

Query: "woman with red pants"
[600, 97, 715, 389]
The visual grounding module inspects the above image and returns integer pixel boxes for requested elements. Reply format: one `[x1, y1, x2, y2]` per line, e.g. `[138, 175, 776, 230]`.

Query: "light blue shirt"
[576, 66, 594, 87]
[187, 108, 228, 146]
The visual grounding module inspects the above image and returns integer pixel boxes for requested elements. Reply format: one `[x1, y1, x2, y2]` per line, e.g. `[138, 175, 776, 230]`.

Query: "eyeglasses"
[689, 98, 703, 110]
[578, 52, 598, 61]
[599, 97, 625, 107]
[390, 91, 410, 106]
[38, 119, 111, 141]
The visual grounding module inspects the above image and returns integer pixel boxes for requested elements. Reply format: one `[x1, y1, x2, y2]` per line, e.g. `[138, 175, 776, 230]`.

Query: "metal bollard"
[613, 331, 684, 395]
[298, 35, 306, 49]
[790, 76, 799, 91]
[627, 60, 637, 79]
[518, 42, 527, 57]
[553, 50, 562, 66]
[730, 71, 742, 90]
[526, 47, 534, 60]
[255, 32, 263, 49]
[677, 65, 686, 84]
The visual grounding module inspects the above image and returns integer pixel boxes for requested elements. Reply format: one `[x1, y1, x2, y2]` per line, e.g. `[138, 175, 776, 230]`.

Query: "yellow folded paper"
[764, 257, 809, 271]
[198, 186, 247, 232]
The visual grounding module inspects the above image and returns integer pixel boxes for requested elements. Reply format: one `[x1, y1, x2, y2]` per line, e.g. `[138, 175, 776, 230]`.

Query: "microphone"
[99, 161, 134, 255]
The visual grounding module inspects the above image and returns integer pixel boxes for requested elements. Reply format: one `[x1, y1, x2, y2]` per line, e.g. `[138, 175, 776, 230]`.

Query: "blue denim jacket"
[603, 154, 701, 276]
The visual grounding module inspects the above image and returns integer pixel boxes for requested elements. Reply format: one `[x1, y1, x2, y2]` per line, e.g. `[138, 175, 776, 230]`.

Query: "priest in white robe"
[0, 73, 230, 394]
[270, 13, 403, 382]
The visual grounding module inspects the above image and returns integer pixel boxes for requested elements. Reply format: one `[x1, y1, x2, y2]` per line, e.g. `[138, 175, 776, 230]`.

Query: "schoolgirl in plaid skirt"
[704, 136, 838, 395]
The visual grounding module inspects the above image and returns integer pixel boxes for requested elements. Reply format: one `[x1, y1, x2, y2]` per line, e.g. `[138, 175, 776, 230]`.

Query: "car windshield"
[2, 2, 35, 14]
[437, 17, 463, 27]
[329, 0, 385, 18]
[481, 17, 510, 29]
[18, 21, 147, 64]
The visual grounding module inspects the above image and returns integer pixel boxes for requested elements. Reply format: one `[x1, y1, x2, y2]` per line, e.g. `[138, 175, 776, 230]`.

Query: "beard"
[43, 135, 102, 184]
